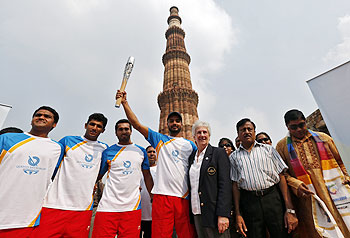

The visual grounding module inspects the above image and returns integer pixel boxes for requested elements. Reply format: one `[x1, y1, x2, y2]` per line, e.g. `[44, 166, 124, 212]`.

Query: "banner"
[0, 103, 12, 129]
[307, 60, 350, 170]
[312, 194, 344, 238]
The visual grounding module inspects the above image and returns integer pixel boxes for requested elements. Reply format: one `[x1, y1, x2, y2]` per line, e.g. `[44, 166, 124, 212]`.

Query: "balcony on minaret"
[168, 6, 182, 28]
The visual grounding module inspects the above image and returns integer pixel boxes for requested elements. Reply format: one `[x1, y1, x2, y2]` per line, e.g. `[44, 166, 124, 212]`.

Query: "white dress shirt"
[189, 146, 208, 215]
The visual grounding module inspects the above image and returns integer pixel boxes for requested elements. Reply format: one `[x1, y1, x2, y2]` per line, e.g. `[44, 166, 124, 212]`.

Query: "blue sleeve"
[0, 133, 30, 152]
[58, 136, 67, 147]
[189, 140, 197, 152]
[99, 149, 109, 176]
[0, 134, 5, 151]
[147, 128, 177, 149]
[138, 145, 150, 170]
[0, 134, 7, 154]
[147, 128, 164, 148]
[51, 143, 65, 180]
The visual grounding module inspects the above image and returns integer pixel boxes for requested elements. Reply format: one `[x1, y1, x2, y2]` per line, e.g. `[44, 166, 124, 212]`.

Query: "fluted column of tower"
[157, 6, 199, 140]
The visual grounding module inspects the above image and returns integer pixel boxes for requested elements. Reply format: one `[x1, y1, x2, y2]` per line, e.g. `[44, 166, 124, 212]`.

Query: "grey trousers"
[194, 215, 231, 238]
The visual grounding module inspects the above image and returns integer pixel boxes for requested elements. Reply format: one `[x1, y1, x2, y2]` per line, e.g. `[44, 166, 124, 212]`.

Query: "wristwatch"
[286, 209, 296, 214]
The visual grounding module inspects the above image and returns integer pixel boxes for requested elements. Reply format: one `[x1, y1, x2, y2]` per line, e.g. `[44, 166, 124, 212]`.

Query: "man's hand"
[297, 183, 314, 197]
[116, 90, 127, 105]
[284, 211, 298, 233]
[217, 216, 229, 234]
[236, 215, 247, 237]
[343, 175, 350, 185]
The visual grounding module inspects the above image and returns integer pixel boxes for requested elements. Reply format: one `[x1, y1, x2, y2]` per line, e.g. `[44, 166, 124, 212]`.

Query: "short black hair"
[284, 109, 305, 125]
[0, 127, 23, 135]
[115, 119, 132, 131]
[87, 113, 108, 129]
[236, 118, 256, 132]
[256, 132, 272, 143]
[146, 145, 154, 152]
[33, 106, 59, 123]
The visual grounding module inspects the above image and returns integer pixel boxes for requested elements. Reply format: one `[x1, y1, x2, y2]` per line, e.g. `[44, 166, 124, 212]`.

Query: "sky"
[1, 0, 350, 149]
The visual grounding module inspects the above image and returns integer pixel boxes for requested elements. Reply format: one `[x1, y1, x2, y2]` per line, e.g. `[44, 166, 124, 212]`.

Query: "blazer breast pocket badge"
[207, 166, 216, 176]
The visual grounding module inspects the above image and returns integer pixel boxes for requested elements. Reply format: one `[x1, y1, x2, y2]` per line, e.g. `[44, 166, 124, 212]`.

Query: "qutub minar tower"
[157, 6, 199, 140]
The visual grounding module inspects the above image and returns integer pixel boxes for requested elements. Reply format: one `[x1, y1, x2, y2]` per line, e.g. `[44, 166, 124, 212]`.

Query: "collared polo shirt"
[230, 142, 287, 191]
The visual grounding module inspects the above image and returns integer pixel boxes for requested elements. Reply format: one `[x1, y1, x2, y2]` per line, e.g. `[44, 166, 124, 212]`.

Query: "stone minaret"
[157, 6, 199, 140]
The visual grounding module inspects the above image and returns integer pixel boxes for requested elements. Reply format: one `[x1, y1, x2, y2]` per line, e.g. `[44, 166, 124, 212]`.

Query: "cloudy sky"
[1, 0, 350, 148]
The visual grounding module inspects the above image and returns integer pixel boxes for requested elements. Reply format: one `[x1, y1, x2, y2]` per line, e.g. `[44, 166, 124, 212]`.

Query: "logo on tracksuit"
[122, 161, 133, 175]
[81, 154, 94, 168]
[21, 156, 41, 175]
[172, 150, 180, 163]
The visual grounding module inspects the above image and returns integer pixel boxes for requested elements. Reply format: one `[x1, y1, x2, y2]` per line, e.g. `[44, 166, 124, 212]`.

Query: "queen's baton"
[115, 56, 135, 108]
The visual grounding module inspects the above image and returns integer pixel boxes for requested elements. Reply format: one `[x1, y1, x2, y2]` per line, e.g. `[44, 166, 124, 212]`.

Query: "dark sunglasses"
[219, 143, 232, 148]
[257, 138, 270, 143]
[288, 122, 306, 130]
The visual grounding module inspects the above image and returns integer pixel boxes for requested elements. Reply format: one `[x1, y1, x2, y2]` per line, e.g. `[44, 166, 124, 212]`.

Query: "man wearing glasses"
[276, 109, 350, 237]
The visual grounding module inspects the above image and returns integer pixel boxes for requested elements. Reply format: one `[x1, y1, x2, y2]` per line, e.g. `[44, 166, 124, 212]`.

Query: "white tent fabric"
[0, 103, 12, 129]
[307, 60, 350, 170]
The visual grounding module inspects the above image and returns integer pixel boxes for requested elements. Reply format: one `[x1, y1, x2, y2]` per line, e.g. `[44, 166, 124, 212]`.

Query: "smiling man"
[0, 106, 64, 237]
[34, 113, 108, 237]
[116, 90, 197, 238]
[276, 109, 350, 237]
[230, 118, 297, 238]
[92, 119, 153, 238]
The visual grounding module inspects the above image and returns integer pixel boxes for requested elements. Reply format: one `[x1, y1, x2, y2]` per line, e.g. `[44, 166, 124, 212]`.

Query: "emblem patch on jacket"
[207, 166, 216, 175]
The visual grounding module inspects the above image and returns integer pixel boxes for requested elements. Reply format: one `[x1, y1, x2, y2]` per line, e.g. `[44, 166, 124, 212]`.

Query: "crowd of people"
[0, 90, 349, 238]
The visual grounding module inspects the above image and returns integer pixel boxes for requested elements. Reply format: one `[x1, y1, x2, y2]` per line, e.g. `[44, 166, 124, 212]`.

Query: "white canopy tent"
[0, 103, 12, 129]
[307, 60, 350, 170]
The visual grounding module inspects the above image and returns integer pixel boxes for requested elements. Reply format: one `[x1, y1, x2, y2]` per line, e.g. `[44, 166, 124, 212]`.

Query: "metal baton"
[115, 56, 135, 108]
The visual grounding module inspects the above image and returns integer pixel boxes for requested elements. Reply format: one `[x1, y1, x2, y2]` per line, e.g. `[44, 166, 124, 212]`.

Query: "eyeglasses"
[219, 143, 232, 148]
[288, 122, 306, 130]
[257, 138, 270, 143]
